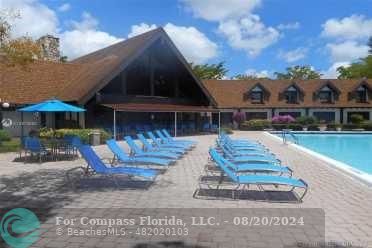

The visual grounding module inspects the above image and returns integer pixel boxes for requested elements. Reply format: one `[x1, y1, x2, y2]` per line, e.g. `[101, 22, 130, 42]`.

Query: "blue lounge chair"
[137, 134, 185, 155]
[155, 130, 192, 149]
[124, 136, 180, 160]
[69, 145, 158, 186]
[24, 137, 49, 163]
[207, 152, 292, 176]
[147, 131, 189, 150]
[195, 149, 308, 201]
[161, 129, 197, 146]
[219, 133, 262, 147]
[106, 139, 173, 166]
[219, 143, 281, 165]
[217, 139, 268, 153]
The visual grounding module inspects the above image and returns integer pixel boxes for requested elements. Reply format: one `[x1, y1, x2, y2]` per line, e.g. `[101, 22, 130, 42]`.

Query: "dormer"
[349, 81, 372, 103]
[244, 83, 270, 104]
[314, 82, 340, 103]
[280, 83, 304, 104]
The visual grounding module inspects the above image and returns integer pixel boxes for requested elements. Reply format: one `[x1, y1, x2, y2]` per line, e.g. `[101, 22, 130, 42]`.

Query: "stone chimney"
[37, 35, 60, 62]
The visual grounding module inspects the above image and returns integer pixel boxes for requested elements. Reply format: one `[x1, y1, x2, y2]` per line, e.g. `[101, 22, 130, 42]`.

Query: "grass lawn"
[0, 138, 21, 153]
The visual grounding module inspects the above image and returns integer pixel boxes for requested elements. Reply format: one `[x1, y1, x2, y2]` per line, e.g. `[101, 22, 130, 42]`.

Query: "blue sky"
[2, 0, 372, 78]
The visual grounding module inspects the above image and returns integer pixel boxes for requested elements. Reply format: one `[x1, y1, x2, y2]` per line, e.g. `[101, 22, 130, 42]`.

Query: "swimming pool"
[270, 132, 372, 182]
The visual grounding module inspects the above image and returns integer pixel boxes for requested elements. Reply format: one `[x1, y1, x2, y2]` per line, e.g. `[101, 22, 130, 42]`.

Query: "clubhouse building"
[1, 28, 371, 137]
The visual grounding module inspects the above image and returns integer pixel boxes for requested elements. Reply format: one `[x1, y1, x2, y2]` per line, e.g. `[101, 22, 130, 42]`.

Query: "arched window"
[356, 85, 368, 103]
[250, 86, 263, 103]
[285, 86, 298, 103]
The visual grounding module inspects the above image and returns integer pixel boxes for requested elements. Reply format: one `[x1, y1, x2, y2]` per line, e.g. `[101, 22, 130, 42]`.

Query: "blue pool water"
[276, 133, 372, 175]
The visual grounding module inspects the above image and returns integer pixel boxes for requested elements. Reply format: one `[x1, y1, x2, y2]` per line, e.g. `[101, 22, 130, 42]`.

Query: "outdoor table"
[40, 138, 75, 161]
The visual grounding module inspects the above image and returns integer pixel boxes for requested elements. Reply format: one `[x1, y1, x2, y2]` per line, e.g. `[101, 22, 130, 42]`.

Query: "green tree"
[368, 36, 372, 54]
[190, 62, 228, 80]
[337, 56, 372, 79]
[274, 65, 322, 80]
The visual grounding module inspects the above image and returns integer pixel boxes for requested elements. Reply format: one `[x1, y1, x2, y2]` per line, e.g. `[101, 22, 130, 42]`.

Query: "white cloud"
[245, 68, 270, 78]
[326, 41, 368, 63]
[218, 15, 279, 57]
[322, 15, 372, 40]
[127, 23, 218, 64]
[60, 12, 123, 59]
[0, 0, 59, 38]
[180, 0, 261, 21]
[321, 61, 350, 79]
[278, 47, 307, 63]
[277, 22, 300, 30]
[128, 23, 157, 38]
[58, 3, 70, 12]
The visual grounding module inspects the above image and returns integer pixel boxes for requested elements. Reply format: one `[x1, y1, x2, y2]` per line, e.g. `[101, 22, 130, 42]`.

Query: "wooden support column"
[174, 112, 177, 137]
[113, 110, 117, 140]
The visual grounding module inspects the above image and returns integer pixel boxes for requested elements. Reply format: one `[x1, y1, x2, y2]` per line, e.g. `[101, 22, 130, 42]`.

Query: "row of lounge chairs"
[67, 130, 196, 187]
[193, 132, 308, 202]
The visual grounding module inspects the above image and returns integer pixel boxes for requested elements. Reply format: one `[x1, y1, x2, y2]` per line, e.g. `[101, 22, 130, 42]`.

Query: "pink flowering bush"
[232, 112, 245, 124]
[232, 112, 246, 129]
[271, 115, 295, 124]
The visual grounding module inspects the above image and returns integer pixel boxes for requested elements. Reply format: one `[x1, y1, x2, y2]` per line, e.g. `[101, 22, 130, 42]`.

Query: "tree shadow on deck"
[194, 188, 302, 203]
[0, 168, 157, 210]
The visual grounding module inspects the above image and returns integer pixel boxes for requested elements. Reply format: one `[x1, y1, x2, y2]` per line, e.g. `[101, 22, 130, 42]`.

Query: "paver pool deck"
[0, 131, 371, 247]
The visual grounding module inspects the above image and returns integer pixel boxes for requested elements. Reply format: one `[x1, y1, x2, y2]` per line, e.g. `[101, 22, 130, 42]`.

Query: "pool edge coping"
[264, 131, 372, 187]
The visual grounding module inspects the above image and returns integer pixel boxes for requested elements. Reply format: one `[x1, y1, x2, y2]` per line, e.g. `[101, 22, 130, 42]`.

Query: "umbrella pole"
[113, 110, 117, 140]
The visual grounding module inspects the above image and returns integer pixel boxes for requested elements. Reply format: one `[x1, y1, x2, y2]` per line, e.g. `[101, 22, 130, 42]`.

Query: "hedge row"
[239, 119, 372, 131]
[39, 128, 111, 144]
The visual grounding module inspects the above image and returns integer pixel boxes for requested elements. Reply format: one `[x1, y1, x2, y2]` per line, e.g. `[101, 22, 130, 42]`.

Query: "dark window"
[319, 91, 333, 103]
[347, 112, 369, 122]
[285, 91, 298, 103]
[285, 86, 298, 103]
[356, 86, 368, 103]
[251, 92, 263, 103]
[313, 112, 336, 123]
[246, 112, 267, 120]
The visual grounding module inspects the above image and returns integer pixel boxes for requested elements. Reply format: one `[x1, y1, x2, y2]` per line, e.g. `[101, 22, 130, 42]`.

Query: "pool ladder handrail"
[282, 129, 299, 144]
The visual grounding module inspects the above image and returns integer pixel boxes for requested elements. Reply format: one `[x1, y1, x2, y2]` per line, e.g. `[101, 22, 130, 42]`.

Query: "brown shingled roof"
[0, 28, 164, 105]
[202, 79, 372, 108]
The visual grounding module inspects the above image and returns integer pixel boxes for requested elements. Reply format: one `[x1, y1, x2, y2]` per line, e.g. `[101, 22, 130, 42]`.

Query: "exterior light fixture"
[2, 102, 10, 108]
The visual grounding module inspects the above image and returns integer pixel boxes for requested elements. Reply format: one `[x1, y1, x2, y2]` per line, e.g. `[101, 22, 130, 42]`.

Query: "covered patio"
[101, 103, 221, 138]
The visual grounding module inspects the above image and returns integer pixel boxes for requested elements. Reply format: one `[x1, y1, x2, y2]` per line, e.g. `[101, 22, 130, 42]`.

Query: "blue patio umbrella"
[18, 98, 85, 112]
[17, 98, 85, 137]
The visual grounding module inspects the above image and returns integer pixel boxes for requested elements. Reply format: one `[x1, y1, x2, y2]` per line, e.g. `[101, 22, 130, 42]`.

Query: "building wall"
[1, 111, 40, 137]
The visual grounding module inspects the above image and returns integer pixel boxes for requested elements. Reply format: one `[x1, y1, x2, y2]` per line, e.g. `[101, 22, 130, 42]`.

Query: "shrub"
[221, 127, 233, 134]
[0, 130, 11, 142]
[39, 128, 111, 144]
[350, 114, 364, 125]
[272, 124, 289, 131]
[327, 123, 342, 131]
[342, 124, 361, 130]
[241, 119, 271, 131]
[0, 138, 21, 153]
[362, 122, 372, 131]
[272, 115, 295, 124]
[307, 124, 320, 131]
[287, 124, 303, 131]
[296, 116, 317, 126]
